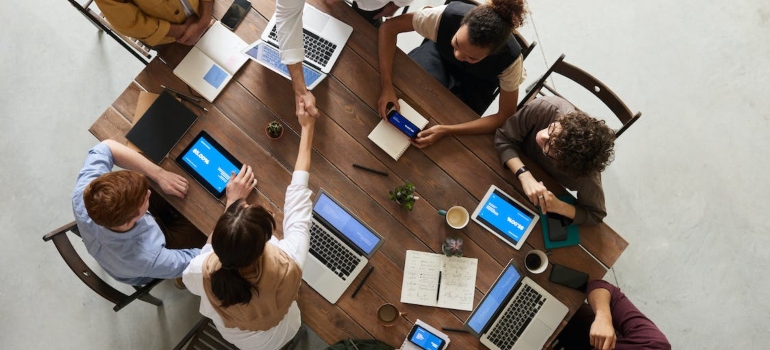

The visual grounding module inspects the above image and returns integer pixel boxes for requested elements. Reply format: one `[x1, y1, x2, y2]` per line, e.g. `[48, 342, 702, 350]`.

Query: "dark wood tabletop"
[88, 0, 627, 348]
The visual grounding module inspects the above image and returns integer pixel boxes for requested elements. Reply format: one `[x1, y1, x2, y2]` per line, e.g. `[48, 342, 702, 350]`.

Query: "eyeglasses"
[543, 123, 558, 159]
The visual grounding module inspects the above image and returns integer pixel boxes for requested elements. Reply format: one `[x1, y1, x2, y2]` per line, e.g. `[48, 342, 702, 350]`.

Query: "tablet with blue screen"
[471, 185, 540, 250]
[176, 131, 242, 198]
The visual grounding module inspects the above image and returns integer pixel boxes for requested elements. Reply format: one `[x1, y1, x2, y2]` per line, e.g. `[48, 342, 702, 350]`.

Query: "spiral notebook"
[368, 99, 429, 161]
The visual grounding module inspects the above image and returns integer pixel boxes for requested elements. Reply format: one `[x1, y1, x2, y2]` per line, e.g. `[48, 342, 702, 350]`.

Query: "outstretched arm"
[378, 13, 416, 118]
[101, 140, 188, 198]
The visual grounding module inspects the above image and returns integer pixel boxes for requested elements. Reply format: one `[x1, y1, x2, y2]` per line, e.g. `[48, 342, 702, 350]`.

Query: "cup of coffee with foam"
[524, 250, 548, 274]
[438, 206, 469, 229]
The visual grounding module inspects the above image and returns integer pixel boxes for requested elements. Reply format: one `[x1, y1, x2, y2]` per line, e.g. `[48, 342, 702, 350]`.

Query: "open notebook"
[368, 99, 429, 161]
[173, 22, 248, 102]
[400, 250, 477, 311]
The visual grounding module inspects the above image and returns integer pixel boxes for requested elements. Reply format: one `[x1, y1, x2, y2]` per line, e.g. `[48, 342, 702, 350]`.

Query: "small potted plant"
[265, 120, 284, 139]
[442, 237, 464, 257]
[388, 181, 418, 211]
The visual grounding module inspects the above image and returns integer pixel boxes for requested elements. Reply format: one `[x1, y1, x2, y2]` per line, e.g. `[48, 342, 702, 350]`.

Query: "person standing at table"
[182, 104, 318, 350]
[494, 96, 616, 225]
[275, 0, 322, 121]
[325, 0, 414, 27]
[72, 140, 207, 287]
[94, 0, 213, 46]
[378, 0, 527, 148]
[555, 280, 671, 350]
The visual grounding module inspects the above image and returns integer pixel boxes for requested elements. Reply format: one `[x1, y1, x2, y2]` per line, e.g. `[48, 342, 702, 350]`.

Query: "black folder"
[125, 91, 198, 164]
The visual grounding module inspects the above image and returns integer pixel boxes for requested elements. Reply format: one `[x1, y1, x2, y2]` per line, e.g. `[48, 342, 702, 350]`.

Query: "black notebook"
[125, 91, 198, 164]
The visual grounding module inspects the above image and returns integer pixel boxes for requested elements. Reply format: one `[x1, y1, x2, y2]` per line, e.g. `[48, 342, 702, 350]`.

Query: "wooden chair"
[42, 221, 164, 312]
[173, 318, 239, 350]
[518, 54, 642, 138]
[66, 0, 154, 64]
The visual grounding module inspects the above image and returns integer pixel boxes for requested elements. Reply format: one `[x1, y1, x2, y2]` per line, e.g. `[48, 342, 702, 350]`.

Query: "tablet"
[176, 131, 242, 198]
[471, 185, 540, 250]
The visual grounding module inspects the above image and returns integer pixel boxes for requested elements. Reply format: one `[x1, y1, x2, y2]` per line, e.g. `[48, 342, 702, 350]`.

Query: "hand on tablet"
[225, 165, 257, 208]
[156, 169, 189, 199]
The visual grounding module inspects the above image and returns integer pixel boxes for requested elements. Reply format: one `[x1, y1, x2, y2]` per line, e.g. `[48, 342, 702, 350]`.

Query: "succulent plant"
[388, 181, 418, 211]
[266, 121, 283, 138]
[442, 237, 464, 257]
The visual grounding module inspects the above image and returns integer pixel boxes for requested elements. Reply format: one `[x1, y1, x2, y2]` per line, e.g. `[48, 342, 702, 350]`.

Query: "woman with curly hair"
[495, 96, 616, 225]
[378, 0, 528, 148]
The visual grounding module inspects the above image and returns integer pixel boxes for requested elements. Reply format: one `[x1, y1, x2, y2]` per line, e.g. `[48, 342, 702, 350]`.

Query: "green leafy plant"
[442, 237, 464, 257]
[266, 121, 284, 139]
[388, 181, 418, 211]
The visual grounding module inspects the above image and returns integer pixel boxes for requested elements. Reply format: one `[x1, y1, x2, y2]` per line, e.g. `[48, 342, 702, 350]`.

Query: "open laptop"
[464, 260, 568, 350]
[244, 3, 352, 89]
[303, 189, 384, 304]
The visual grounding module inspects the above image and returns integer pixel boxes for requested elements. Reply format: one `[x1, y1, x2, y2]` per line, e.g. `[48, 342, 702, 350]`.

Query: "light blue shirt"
[72, 143, 200, 286]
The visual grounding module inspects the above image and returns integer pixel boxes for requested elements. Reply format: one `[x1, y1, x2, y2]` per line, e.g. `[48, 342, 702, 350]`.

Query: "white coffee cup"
[524, 250, 548, 274]
[439, 206, 469, 229]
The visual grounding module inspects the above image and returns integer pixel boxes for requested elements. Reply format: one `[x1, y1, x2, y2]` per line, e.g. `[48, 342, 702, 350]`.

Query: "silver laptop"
[243, 41, 325, 89]
[464, 260, 568, 350]
[303, 189, 384, 304]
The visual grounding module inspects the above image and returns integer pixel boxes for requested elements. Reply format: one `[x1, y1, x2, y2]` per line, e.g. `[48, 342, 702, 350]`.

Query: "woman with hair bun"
[379, 0, 528, 148]
[183, 109, 319, 350]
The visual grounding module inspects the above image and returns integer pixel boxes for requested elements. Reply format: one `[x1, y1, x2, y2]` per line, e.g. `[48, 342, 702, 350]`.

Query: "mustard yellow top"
[95, 0, 211, 46]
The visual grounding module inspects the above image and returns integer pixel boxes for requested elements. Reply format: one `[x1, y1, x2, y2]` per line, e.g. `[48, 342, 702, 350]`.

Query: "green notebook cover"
[541, 195, 580, 249]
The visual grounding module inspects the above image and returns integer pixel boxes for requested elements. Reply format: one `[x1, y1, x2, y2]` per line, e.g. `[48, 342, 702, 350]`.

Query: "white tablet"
[471, 185, 540, 250]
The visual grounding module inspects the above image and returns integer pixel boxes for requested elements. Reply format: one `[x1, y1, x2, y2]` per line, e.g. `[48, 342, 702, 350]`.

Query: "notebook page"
[368, 99, 429, 161]
[195, 22, 248, 74]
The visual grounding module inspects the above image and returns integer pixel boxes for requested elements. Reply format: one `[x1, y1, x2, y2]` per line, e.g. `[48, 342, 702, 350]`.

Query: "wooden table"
[89, 0, 628, 348]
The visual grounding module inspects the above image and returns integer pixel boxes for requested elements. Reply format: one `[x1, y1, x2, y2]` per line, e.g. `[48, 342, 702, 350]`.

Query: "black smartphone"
[407, 324, 446, 350]
[387, 107, 422, 139]
[221, 0, 251, 31]
[549, 264, 589, 293]
[546, 212, 568, 241]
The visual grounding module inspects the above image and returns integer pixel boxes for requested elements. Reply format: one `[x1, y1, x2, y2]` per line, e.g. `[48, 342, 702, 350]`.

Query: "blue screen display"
[467, 264, 520, 333]
[388, 111, 420, 138]
[477, 189, 535, 244]
[181, 136, 240, 193]
[314, 193, 380, 255]
[409, 326, 444, 350]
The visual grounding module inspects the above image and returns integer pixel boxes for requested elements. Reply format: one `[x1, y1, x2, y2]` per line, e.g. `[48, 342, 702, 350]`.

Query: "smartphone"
[407, 324, 446, 350]
[221, 0, 251, 31]
[546, 212, 568, 241]
[387, 108, 422, 139]
[549, 264, 589, 293]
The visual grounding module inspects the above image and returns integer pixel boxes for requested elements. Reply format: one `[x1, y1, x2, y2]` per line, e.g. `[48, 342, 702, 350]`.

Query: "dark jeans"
[555, 280, 672, 350]
[408, 40, 499, 115]
[148, 191, 207, 249]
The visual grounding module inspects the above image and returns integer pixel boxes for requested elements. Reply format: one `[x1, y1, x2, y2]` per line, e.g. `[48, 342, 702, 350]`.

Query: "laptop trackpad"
[521, 320, 552, 348]
[303, 6, 329, 33]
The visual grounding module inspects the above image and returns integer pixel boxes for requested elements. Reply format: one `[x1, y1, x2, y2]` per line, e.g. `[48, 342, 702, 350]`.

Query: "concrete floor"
[2, 0, 768, 349]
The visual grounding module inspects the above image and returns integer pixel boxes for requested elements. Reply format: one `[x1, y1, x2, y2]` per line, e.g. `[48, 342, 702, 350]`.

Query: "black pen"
[441, 327, 469, 333]
[436, 271, 442, 302]
[352, 164, 388, 176]
[161, 84, 201, 102]
[350, 266, 374, 298]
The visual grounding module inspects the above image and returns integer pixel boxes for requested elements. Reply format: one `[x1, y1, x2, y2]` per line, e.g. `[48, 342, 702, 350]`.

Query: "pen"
[350, 266, 374, 298]
[181, 98, 209, 112]
[352, 164, 388, 176]
[436, 271, 442, 302]
[441, 327, 469, 333]
[161, 85, 201, 102]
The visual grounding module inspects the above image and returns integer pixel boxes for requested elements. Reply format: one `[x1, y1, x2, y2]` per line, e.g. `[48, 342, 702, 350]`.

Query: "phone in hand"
[221, 0, 251, 31]
[387, 105, 422, 139]
[549, 264, 589, 293]
[546, 212, 569, 241]
[407, 324, 447, 350]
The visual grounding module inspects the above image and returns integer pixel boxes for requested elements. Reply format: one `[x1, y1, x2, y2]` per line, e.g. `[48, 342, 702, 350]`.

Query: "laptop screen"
[475, 188, 536, 244]
[466, 263, 521, 334]
[314, 192, 381, 255]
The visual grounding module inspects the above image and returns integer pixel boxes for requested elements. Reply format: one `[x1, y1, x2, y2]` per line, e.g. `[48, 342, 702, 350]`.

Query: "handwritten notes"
[401, 250, 477, 311]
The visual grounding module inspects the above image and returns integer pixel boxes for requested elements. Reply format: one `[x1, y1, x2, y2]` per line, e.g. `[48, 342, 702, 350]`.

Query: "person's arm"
[146, 246, 202, 279]
[588, 286, 617, 350]
[570, 174, 607, 225]
[223, 164, 257, 209]
[373, 2, 401, 20]
[101, 140, 188, 198]
[177, 0, 213, 45]
[275, 0, 319, 119]
[95, 0, 177, 46]
[378, 13, 416, 118]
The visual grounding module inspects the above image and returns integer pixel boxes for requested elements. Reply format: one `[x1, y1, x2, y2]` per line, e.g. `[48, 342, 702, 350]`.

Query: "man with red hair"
[72, 140, 206, 286]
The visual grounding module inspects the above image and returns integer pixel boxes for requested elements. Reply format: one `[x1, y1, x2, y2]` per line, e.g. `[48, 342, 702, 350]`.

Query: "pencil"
[161, 85, 201, 102]
[350, 266, 374, 298]
[441, 327, 469, 333]
[181, 98, 209, 112]
[352, 164, 388, 176]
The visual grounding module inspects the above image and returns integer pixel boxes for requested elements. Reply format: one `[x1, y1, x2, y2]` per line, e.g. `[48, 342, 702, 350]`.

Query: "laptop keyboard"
[309, 222, 361, 280]
[487, 284, 545, 350]
[268, 26, 337, 67]
[257, 44, 323, 87]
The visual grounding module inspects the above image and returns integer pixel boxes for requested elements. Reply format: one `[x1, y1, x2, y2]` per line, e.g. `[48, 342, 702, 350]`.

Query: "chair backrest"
[518, 54, 642, 138]
[42, 221, 163, 312]
[174, 318, 239, 350]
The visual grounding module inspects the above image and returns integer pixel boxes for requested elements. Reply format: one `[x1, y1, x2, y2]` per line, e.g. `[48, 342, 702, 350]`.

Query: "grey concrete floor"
[2, 0, 769, 349]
